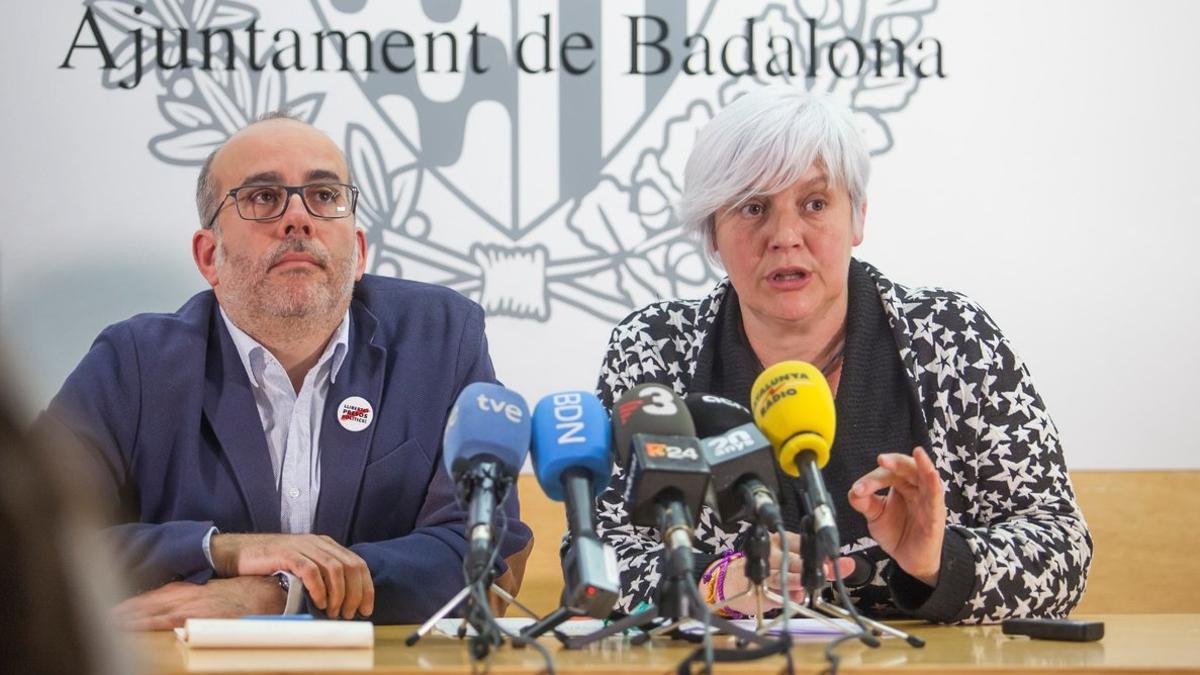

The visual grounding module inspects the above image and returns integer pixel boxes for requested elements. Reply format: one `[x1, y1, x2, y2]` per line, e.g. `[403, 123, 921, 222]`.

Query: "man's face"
[193, 120, 366, 323]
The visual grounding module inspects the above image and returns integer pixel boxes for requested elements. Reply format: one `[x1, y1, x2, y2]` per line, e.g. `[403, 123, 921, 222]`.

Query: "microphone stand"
[764, 514, 924, 647]
[706, 481, 795, 636]
[705, 511, 843, 639]
[765, 515, 869, 637]
[519, 601, 579, 641]
[405, 577, 540, 647]
[707, 521, 771, 631]
[521, 470, 618, 641]
[405, 467, 540, 655]
[517, 535, 611, 640]
[518, 537, 610, 640]
[559, 500, 774, 650]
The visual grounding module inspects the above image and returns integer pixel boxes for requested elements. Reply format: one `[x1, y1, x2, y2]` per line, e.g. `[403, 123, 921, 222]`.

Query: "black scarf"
[691, 259, 928, 546]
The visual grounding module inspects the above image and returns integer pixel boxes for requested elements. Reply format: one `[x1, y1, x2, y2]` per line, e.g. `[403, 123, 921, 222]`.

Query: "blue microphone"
[530, 392, 619, 617]
[443, 382, 531, 578]
[532, 392, 611, 501]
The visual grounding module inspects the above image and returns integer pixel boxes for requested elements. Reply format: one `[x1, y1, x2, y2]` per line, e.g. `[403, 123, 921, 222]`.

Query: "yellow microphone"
[750, 361, 841, 556]
[750, 361, 836, 475]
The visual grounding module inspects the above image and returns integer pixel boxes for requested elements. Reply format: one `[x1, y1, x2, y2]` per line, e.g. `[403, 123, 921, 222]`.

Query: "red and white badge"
[337, 396, 374, 432]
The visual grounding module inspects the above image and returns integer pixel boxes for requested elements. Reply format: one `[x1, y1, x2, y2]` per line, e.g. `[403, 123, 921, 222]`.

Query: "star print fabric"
[592, 259, 1092, 624]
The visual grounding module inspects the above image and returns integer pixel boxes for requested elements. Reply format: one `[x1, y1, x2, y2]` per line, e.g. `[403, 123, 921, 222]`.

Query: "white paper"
[432, 616, 868, 640]
[677, 618, 876, 643]
[735, 618, 861, 635]
[175, 618, 374, 648]
[431, 617, 609, 638]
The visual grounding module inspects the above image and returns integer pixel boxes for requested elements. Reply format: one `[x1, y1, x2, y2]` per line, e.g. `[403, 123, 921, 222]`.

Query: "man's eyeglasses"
[205, 183, 360, 229]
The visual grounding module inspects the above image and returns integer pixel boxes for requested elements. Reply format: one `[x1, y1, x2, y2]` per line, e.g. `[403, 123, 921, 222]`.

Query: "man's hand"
[700, 532, 855, 616]
[209, 533, 374, 619]
[847, 446, 946, 587]
[113, 577, 284, 631]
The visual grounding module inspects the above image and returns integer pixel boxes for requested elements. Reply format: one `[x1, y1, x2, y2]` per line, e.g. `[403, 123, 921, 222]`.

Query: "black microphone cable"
[674, 527, 799, 675]
[462, 511, 557, 675]
[676, 628, 794, 675]
[669, 583, 714, 675]
[674, 585, 795, 675]
[697, 580, 716, 675]
[819, 550, 880, 675]
[462, 510, 505, 660]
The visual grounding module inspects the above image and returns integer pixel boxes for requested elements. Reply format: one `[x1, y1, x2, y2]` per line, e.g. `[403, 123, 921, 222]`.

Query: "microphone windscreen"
[442, 382, 531, 478]
[531, 391, 612, 501]
[611, 383, 696, 467]
[687, 394, 780, 523]
[750, 361, 836, 475]
[684, 393, 753, 438]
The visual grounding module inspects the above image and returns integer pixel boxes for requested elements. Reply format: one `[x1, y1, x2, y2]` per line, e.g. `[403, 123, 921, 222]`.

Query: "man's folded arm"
[348, 452, 532, 624]
[41, 324, 220, 589]
[103, 521, 217, 588]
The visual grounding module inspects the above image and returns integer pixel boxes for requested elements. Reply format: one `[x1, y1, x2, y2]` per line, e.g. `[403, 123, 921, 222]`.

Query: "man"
[42, 114, 532, 628]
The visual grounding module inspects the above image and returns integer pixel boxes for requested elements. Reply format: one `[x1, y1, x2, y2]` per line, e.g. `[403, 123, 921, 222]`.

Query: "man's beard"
[216, 236, 357, 321]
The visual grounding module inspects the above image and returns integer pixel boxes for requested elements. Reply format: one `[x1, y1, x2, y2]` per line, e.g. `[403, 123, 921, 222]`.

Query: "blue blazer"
[44, 274, 532, 623]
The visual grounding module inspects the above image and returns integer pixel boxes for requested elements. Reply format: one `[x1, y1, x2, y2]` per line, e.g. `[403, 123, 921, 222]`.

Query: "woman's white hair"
[681, 86, 870, 260]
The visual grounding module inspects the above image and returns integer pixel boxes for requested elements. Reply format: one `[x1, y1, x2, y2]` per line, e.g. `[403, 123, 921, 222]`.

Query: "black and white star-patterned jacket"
[594, 260, 1092, 624]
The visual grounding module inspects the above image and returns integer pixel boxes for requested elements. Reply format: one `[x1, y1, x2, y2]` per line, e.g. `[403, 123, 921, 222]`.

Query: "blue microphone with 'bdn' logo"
[530, 392, 619, 619]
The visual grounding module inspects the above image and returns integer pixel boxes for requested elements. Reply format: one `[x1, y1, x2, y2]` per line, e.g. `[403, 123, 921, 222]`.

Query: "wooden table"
[131, 614, 1200, 674]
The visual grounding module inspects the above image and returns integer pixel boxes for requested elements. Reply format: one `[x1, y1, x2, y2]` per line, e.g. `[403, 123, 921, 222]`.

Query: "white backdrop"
[2, 1, 1198, 469]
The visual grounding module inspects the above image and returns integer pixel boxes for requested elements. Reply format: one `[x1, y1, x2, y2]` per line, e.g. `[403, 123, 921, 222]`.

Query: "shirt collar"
[219, 307, 351, 388]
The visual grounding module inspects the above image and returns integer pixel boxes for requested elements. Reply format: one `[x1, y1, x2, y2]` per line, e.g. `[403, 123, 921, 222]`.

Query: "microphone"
[684, 394, 784, 531]
[443, 382, 531, 579]
[750, 361, 841, 558]
[612, 382, 698, 467]
[530, 392, 620, 617]
[611, 383, 710, 578]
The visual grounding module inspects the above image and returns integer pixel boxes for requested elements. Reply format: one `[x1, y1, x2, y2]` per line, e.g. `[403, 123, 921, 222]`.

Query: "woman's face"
[713, 165, 864, 328]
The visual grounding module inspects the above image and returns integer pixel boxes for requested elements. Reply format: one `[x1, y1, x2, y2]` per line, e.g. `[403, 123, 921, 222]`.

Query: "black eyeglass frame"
[204, 183, 360, 230]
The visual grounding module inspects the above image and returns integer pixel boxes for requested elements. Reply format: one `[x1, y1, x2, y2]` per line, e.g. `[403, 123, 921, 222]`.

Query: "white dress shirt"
[220, 307, 350, 533]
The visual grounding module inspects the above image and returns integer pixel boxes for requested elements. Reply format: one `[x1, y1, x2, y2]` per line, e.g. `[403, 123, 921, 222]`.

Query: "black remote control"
[1001, 618, 1104, 642]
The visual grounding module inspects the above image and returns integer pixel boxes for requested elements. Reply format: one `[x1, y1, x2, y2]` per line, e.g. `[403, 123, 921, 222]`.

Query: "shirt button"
[287, 487, 300, 499]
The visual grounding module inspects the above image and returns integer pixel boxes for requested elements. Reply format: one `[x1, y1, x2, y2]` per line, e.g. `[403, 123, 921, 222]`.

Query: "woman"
[594, 86, 1092, 623]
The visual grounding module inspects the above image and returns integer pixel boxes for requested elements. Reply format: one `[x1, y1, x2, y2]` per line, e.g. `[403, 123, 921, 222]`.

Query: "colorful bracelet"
[701, 551, 748, 619]
[701, 568, 721, 605]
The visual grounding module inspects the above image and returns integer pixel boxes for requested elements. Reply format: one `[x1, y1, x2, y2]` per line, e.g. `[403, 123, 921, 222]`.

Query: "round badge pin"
[337, 396, 373, 432]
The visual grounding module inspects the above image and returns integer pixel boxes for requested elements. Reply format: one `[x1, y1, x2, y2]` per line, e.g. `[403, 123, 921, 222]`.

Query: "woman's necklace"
[814, 323, 847, 379]
[752, 322, 846, 378]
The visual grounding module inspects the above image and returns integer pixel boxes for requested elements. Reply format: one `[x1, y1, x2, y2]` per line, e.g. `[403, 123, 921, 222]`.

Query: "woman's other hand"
[700, 531, 855, 616]
[847, 447, 946, 587]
